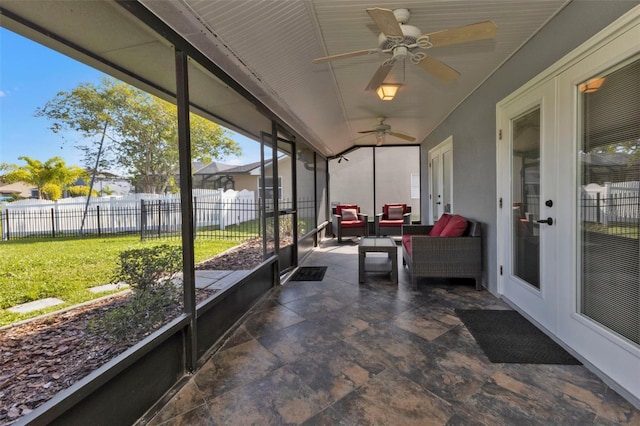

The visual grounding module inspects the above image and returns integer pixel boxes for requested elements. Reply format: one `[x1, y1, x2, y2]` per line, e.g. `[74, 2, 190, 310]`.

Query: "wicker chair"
[332, 204, 369, 243]
[401, 220, 482, 290]
[375, 204, 411, 236]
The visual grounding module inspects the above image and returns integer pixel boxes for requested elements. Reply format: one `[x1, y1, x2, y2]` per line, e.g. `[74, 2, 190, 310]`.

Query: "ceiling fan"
[357, 117, 416, 144]
[313, 8, 497, 90]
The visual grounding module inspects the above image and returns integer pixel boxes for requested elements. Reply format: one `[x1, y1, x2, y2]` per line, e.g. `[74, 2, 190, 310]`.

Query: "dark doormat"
[289, 266, 327, 281]
[455, 309, 581, 365]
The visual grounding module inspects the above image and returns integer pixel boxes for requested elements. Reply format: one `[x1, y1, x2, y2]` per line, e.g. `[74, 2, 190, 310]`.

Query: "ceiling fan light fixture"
[376, 83, 400, 100]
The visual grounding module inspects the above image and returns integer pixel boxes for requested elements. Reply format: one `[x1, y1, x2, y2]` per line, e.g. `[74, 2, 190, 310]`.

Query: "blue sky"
[0, 27, 260, 173]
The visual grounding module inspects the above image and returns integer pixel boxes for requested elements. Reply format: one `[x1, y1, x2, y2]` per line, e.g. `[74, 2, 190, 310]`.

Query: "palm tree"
[2, 156, 87, 200]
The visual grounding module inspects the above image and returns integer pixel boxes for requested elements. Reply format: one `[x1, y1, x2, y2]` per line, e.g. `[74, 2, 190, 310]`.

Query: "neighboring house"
[75, 171, 132, 196]
[191, 160, 236, 190]
[0, 181, 37, 199]
[193, 157, 292, 201]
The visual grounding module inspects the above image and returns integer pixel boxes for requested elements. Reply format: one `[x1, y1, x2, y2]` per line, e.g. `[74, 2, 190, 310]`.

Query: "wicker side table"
[358, 237, 398, 284]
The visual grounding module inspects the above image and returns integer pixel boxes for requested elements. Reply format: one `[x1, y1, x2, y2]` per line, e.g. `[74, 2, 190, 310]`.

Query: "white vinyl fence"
[0, 189, 256, 240]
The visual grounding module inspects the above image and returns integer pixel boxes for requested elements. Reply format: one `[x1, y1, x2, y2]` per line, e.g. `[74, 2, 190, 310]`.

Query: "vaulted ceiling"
[140, 0, 570, 156]
[1, 0, 570, 158]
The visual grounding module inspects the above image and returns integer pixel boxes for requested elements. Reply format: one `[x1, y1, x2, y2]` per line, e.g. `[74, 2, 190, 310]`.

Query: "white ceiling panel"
[141, 0, 568, 156]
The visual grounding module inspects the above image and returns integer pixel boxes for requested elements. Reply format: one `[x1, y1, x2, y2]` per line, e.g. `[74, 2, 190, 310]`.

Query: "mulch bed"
[0, 239, 264, 425]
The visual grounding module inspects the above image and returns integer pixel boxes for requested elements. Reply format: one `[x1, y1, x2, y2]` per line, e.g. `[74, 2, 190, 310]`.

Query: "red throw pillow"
[440, 215, 468, 237]
[429, 214, 451, 236]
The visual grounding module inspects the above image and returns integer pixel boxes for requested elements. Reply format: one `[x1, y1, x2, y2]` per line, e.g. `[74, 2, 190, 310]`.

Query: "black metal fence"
[141, 198, 261, 240]
[581, 193, 639, 238]
[1, 197, 319, 242]
[582, 193, 639, 223]
[1, 204, 141, 240]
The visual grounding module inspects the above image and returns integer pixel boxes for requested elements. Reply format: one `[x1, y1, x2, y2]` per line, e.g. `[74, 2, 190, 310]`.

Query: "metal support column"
[175, 49, 197, 372]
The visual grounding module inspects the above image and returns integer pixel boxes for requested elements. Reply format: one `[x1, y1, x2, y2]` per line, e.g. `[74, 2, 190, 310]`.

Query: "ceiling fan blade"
[357, 130, 377, 134]
[389, 131, 416, 142]
[366, 8, 403, 38]
[417, 55, 460, 82]
[365, 63, 394, 91]
[354, 132, 377, 142]
[313, 48, 380, 64]
[424, 21, 497, 47]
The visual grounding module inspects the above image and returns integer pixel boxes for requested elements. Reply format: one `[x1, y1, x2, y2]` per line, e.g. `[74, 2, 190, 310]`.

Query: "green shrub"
[269, 216, 307, 237]
[87, 281, 180, 343]
[113, 244, 182, 291]
[88, 244, 182, 342]
[41, 183, 62, 200]
[67, 185, 99, 197]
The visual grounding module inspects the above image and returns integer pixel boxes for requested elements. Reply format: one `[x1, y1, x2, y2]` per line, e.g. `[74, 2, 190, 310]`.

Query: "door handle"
[536, 217, 554, 225]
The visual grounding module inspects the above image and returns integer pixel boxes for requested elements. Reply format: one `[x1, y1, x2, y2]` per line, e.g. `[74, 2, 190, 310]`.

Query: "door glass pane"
[431, 155, 440, 222]
[443, 150, 452, 214]
[261, 134, 276, 257]
[579, 58, 640, 345]
[512, 108, 541, 288]
[275, 138, 295, 272]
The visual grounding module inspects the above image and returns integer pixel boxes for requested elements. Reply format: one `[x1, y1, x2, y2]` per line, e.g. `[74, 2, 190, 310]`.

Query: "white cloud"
[0, 90, 6, 97]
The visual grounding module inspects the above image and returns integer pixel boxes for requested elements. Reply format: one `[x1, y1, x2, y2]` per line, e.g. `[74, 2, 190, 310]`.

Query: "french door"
[498, 11, 640, 399]
[497, 79, 558, 332]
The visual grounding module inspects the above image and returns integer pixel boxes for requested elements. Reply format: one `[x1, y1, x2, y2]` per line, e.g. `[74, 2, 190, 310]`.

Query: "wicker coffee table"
[358, 237, 398, 284]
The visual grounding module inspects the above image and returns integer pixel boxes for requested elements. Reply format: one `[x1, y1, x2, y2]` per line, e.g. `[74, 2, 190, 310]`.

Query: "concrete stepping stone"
[88, 283, 130, 294]
[8, 297, 64, 314]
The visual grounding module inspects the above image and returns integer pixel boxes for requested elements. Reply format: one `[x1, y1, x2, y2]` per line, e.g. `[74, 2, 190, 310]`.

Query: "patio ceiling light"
[579, 77, 605, 93]
[376, 84, 400, 100]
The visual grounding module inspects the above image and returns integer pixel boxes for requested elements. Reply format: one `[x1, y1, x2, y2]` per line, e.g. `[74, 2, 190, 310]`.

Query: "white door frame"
[428, 136, 453, 223]
[496, 6, 640, 404]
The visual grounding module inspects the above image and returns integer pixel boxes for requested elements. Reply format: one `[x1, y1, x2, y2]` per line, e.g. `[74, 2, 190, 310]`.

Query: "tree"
[35, 78, 125, 172]
[2, 156, 87, 199]
[37, 77, 242, 194]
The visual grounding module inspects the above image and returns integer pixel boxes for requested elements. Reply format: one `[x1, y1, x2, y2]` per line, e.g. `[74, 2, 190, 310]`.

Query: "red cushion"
[379, 219, 404, 227]
[401, 235, 412, 256]
[336, 204, 358, 215]
[440, 215, 468, 237]
[429, 214, 451, 236]
[340, 220, 365, 228]
[383, 203, 406, 217]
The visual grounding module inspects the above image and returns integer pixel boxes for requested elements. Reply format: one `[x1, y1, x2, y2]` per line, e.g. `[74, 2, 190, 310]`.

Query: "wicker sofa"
[401, 219, 482, 290]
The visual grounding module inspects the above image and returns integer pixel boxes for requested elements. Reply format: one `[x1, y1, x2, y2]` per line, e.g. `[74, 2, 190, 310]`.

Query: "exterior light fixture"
[376, 84, 400, 100]
[579, 77, 605, 93]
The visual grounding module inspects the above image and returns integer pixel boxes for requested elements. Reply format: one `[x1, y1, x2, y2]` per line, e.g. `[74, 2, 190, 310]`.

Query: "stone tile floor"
[143, 238, 640, 425]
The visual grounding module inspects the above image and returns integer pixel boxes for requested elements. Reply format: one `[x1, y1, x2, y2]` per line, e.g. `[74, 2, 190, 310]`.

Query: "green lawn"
[0, 235, 240, 326]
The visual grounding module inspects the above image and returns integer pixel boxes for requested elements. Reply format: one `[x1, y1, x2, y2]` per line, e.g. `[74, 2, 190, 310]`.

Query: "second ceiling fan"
[357, 117, 416, 144]
[313, 8, 497, 90]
